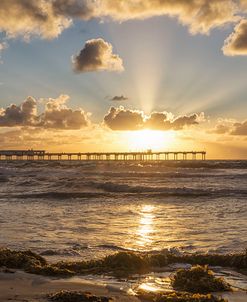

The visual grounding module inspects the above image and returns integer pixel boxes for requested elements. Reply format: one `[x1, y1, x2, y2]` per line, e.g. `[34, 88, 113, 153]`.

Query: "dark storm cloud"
[103, 106, 204, 131]
[72, 38, 124, 72]
[0, 95, 90, 129]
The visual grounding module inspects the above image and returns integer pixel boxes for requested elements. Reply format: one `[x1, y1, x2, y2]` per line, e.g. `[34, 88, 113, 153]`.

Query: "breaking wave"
[7, 184, 247, 199]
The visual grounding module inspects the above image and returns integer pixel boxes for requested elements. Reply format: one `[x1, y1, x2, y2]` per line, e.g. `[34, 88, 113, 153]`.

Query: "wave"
[39, 244, 132, 257]
[11, 191, 109, 199]
[0, 175, 9, 182]
[1, 160, 247, 170]
[39, 245, 185, 257]
[7, 185, 247, 200]
[85, 171, 247, 179]
[91, 181, 247, 196]
[40, 249, 82, 257]
[97, 244, 133, 251]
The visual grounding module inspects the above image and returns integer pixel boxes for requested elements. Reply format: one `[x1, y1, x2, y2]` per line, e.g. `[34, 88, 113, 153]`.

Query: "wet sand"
[0, 270, 139, 302]
[0, 270, 246, 302]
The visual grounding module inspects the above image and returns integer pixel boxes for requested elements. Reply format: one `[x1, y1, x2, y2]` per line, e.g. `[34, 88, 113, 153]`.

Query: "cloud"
[103, 107, 144, 130]
[0, 41, 8, 62]
[0, 95, 90, 129]
[0, 127, 93, 150]
[0, 0, 244, 58]
[72, 38, 124, 72]
[231, 120, 247, 135]
[0, 0, 239, 40]
[111, 95, 128, 101]
[0, 0, 71, 40]
[211, 118, 247, 135]
[40, 95, 90, 129]
[0, 97, 38, 127]
[103, 106, 204, 131]
[145, 112, 205, 130]
[223, 19, 247, 55]
[52, 0, 239, 34]
[52, 0, 97, 19]
[0, 41, 8, 52]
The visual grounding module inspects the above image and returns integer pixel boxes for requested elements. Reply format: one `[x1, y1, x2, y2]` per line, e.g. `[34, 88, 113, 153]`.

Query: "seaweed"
[55, 252, 149, 277]
[0, 248, 247, 278]
[166, 250, 247, 270]
[0, 248, 47, 270]
[27, 264, 75, 277]
[47, 290, 112, 302]
[171, 265, 231, 293]
[137, 291, 227, 302]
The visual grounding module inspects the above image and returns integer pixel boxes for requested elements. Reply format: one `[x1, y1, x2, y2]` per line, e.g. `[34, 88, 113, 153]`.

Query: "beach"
[0, 266, 246, 302]
[0, 269, 138, 302]
[0, 160, 246, 301]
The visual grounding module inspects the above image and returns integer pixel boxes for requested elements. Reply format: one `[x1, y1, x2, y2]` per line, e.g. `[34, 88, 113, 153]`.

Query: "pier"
[0, 150, 206, 161]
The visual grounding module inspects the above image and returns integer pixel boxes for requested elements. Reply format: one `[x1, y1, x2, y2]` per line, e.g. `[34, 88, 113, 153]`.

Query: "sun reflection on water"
[137, 205, 155, 248]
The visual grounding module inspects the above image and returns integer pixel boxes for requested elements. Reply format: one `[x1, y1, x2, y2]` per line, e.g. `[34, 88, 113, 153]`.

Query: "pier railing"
[0, 150, 206, 161]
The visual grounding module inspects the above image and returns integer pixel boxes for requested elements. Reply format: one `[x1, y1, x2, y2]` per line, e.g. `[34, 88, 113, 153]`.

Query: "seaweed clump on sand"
[0, 248, 46, 269]
[171, 266, 231, 293]
[167, 250, 247, 271]
[0, 248, 75, 277]
[47, 290, 112, 302]
[1, 248, 247, 278]
[137, 291, 227, 302]
[55, 252, 149, 277]
[101, 251, 149, 276]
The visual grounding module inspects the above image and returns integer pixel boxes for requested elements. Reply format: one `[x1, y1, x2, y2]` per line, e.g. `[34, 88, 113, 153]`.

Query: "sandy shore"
[0, 270, 139, 302]
[0, 270, 246, 302]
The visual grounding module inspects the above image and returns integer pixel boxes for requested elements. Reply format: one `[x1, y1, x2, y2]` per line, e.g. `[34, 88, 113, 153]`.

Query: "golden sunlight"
[137, 205, 155, 247]
[127, 130, 175, 151]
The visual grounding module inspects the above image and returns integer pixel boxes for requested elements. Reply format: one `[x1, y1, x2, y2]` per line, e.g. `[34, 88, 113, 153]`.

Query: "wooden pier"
[0, 150, 206, 161]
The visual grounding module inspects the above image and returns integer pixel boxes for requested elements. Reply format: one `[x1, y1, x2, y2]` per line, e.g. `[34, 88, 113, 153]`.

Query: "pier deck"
[0, 150, 206, 161]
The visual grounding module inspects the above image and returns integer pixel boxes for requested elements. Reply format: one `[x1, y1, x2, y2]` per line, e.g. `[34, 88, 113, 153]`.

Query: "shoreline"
[0, 270, 246, 302]
[0, 270, 139, 302]
[1, 248, 247, 302]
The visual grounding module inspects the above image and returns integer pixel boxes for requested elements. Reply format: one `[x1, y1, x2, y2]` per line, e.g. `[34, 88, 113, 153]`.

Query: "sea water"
[0, 160, 246, 262]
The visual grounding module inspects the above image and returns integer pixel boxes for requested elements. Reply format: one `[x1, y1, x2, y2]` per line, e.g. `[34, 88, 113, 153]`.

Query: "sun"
[127, 129, 175, 151]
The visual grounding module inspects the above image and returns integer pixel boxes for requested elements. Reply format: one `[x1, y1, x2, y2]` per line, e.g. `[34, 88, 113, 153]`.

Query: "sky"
[0, 0, 247, 159]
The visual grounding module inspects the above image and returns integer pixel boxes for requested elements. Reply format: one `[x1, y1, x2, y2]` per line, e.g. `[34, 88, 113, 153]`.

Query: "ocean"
[0, 160, 246, 262]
